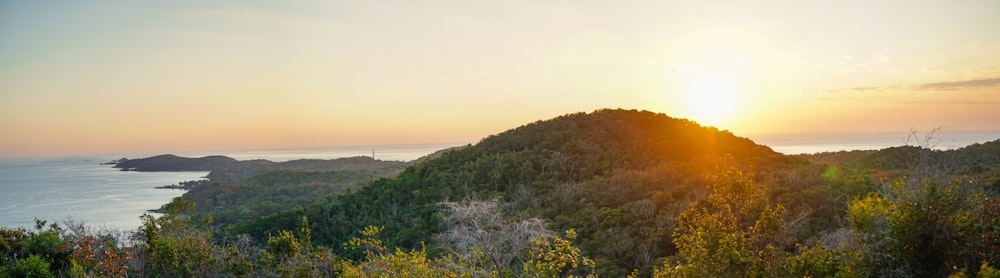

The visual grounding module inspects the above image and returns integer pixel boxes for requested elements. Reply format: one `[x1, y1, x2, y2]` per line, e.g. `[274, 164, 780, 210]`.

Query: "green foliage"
[0, 228, 31, 266]
[300, 215, 312, 249]
[260, 231, 319, 277]
[338, 226, 458, 277]
[139, 197, 219, 276]
[977, 262, 1000, 278]
[307, 109, 804, 274]
[950, 262, 1000, 278]
[184, 168, 404, 239]
[658, 164, 787, 277]
[9, 110, 1000, 277]
[343, 226, 387, 260]
[522, 229, 597, 278]
[14, 254, 53, 278]
[255, 216, 339, 277]
[783, 244, 860, 278]
[0, 220, 74, 277]
[267, 231, 302, 260]
[846, 193, 893, 234]
[338, 244, 458, 278]
[844, 177, 1000, 277]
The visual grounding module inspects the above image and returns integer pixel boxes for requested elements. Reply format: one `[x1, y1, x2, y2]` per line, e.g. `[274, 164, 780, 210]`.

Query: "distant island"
[111, 154, 244, 172]
[110, 154, 417, 180]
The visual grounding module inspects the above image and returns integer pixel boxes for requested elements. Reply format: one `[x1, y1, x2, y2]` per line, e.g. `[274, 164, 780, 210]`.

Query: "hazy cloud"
[847, 86, 889, 92]
[897, 100, 1000, 105]
[822, 77, 1000, 96]
[176, 30, 264, 44]
[820, 85, 898, 95]
[919, 77, 1000, 91]
[189, 9, 326, 29]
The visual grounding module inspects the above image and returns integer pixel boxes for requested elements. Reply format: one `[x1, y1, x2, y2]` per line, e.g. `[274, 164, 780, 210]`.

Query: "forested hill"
[205, 156, 409, 180]
[473, 109, 793, 171]
[793, 139, 1000, 197]
[299, 109, 823, 275]
[112, 155, 412, 230]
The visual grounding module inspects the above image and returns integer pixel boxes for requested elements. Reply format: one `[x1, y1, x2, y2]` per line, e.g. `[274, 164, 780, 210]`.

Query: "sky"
[2, 0, 999, 158]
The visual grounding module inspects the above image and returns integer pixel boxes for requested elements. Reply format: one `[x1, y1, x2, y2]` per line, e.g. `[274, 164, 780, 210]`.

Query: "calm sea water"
[0, 158, 207, 230]
[0, 143, 462, 230]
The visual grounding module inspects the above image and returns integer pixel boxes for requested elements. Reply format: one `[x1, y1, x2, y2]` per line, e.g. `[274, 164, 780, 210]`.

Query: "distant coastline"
[749, 130, 1000, 154]
[0, 143, 458, 229]
[150, 143, 467, 163]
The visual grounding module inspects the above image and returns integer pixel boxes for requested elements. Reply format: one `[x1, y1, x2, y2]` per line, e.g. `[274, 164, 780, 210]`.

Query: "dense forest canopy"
[3, 109, 1000, 277]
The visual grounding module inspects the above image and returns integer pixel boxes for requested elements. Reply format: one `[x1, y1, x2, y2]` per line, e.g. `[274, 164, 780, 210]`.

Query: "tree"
[437, 198, 553, 275]
[839, 130, 1000, 277]
[522, 229, 597, 278]
[136, 197, 218, 277]
[845, 176, 999, 277]
[657, 164, 787, 277]
[14, 254, 53, 278]
[339, 225, 457, 277]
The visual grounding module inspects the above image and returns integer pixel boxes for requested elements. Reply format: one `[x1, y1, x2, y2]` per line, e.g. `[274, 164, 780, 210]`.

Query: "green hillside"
[161, 156, 411, 232]
[5, 109, 999, 277]
[297, 109, 829, 275]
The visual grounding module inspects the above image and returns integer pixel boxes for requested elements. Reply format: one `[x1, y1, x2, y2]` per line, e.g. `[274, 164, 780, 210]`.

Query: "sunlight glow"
[2, 1, 1000, 157]
[682, 72, 742, 127]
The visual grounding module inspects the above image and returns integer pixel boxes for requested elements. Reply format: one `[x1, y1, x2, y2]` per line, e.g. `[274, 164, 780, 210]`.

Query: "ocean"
[0, 143, 462, 230]
[0, 158, 208, 230]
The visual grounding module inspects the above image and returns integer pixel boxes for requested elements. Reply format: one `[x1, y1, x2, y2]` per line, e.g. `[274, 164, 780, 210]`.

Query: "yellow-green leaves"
[523, 229, 597, 278]
[658, 165, 786, 277]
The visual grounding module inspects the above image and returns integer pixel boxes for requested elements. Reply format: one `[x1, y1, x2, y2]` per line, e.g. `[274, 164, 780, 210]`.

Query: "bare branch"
[437, 198, 553, 275]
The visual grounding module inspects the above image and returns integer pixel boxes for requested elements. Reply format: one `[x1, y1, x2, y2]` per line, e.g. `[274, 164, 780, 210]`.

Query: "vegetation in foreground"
[3, 109, 1000, 277]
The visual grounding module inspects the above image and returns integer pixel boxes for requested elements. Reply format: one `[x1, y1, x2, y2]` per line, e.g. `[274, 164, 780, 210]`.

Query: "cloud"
[819, 85, 897, 95]
[178, 30, 260, 43]
[189, 9, 325, 29]
[919, 77, 1000, 91]
[822, 76, 1000, 97]
[897, 100, 1000, 105]
[847, 86, 889, 92]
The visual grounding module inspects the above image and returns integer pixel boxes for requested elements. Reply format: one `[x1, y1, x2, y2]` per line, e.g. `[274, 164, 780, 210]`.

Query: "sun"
[682, 73, 740, 127]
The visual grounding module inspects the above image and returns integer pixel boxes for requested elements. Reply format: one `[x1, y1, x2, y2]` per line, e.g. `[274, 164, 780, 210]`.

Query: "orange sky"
[2, 1, 999, 158]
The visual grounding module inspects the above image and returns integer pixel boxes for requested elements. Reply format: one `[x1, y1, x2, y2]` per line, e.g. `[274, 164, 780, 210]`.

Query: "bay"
[0, 143, 462, 230]
[0, 158, 207, 230]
